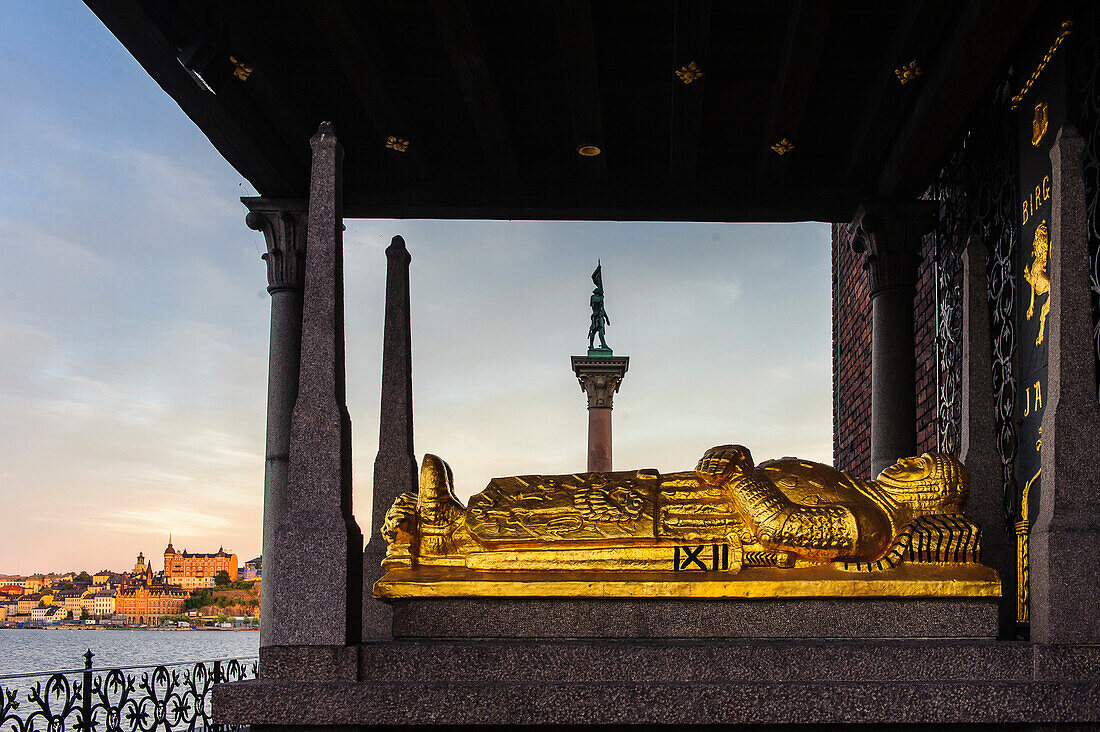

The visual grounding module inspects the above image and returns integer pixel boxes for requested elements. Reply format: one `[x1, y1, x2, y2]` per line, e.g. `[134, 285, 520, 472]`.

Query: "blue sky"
[0, 1, 832, 574]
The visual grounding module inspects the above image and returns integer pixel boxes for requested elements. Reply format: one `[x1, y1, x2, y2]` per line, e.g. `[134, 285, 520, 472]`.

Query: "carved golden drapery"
[375, 445, 1000, 600]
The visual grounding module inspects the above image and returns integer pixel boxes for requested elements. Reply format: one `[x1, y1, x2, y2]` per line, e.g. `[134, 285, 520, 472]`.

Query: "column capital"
[572, 355, 629, 409]
[851, 198, 937, 297]
[244, 197, 308, 294]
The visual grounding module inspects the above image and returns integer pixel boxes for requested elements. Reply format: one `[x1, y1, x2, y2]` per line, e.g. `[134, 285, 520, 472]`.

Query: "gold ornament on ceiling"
[229, 56, 253, 81]
[385, 136, 410, 153]
[770, 138, 795, 156]
[1031, 100, 1049, 147]
[894, 60, 922, 85]
[1012, 21, 1073, 110]
[675, 61, 705, 85]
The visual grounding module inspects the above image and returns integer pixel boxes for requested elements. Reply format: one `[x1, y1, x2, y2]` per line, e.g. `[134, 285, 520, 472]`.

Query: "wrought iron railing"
[0, 649, 257, 731]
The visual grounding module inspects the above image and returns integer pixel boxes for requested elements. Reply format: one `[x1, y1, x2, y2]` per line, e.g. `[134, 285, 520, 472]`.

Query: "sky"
[0, 1, 833, 575]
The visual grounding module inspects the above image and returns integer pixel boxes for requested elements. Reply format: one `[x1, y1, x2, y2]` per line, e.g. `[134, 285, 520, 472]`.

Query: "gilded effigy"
[375, 445, 1000, 599]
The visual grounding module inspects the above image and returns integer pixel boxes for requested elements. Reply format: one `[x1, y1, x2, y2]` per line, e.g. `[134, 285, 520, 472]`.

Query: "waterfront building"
[162, 538, 239, 586]
[91, 589, 116, 618]
[45, 606, 68, 623]
[115, 553, 186, 624]
[115, 584, 187, 623]
[29, 605, 68, 624]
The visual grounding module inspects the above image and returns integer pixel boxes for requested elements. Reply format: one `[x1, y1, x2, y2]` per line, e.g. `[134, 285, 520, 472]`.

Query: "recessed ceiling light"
[577, 145, 601, 157]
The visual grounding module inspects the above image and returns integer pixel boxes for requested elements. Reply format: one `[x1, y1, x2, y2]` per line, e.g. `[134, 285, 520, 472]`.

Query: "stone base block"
[215, 640, 1100, 726]
[259, 644, 358, 681]
[389, 595, 998, 639]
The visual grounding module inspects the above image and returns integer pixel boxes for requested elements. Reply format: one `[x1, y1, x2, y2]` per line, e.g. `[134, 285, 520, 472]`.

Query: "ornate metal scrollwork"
[1070, 0, 1100, 403]
[975, 86, 1022, 528]
[0, 654, 257, 731]
[932, 146, 966, 459]
[930, 78, 1019, 528]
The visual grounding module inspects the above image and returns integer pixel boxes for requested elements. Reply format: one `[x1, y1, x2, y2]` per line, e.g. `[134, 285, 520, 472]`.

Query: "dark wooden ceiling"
[84, 0, 1041, 222]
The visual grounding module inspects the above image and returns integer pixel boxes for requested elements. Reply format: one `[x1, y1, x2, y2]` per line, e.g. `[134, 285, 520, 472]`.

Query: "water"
[0, 627, 258, 676]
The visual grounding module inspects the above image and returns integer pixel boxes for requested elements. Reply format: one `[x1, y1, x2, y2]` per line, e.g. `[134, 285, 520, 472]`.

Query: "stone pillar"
[852, 200, 936, 477]
[264, 122, 363, 677]
[571, 355, 629, 472]
[1031, 125, 1100, 643]
[958, 234, 1013, 635]
[363, 235, 418, 640]
[243, 197, 307, 650]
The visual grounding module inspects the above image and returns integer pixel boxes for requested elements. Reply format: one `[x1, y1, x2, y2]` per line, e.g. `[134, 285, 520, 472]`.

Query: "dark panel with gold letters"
[1012, 16, 1070, 627]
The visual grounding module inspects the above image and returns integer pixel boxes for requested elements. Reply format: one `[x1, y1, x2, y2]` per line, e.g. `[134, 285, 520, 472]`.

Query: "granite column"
[243, 198, 307, 649]
[571, 356, 629, 472]
[1030, 125, 1100, 643]
[363, 235, 418, 639]
[958, 234, 1013, 635]
[264, 122, 363, 678]
[852, 200, 936, 477]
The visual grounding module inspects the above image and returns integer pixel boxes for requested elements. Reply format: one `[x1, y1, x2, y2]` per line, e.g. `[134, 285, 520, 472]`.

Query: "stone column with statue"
[572, 261, 628, 472]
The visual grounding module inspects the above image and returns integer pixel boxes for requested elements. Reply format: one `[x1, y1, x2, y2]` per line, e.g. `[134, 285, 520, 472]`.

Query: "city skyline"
[0, 2, 832, 574]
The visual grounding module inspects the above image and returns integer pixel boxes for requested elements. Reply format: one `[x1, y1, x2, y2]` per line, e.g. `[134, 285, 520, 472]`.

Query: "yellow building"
[93, 571, 125, 587]
[58, 592, 84, 615]
[17, 594, 41, 614]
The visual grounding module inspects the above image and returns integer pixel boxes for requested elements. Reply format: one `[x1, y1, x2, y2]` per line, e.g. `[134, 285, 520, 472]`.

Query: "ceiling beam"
[555, 0, 607, 181]
[845, 1, 952, 187]
[876, 0, 1042, 197]
[669, 0, 712, 183]
[214, 6, 316, 172]
[431, 0, 519, 180]
[757, 0, 833, 184]
[345, 181, 861, 223]
[307, 0, 428, 180]
[83, 0, 307, 196]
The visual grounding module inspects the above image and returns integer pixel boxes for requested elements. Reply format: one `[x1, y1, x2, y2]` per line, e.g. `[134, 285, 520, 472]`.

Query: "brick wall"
[914, 230, 937, 458]
[832, 223, 872, 476]
[831, 224, 938, 478]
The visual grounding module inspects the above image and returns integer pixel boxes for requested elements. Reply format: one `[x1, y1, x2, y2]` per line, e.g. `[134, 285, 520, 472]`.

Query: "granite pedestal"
[216, 638, 1100, 726]
[389, 596, 997, 639]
